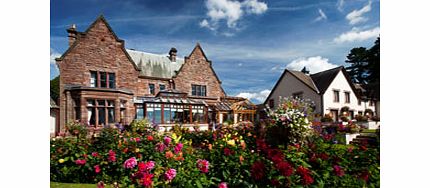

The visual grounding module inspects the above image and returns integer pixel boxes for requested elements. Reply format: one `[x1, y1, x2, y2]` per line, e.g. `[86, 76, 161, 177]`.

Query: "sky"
[50, 0, 380, 104]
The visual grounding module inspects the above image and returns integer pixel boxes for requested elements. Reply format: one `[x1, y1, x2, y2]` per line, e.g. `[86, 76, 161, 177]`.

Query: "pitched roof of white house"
[126, 49, 185, 79]
[264, 66, 359, 104]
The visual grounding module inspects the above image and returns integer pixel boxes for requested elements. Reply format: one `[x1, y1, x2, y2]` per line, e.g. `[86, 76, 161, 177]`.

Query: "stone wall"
[173, 44, 226, 98]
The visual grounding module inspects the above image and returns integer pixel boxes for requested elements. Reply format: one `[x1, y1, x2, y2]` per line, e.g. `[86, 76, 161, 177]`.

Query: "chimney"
[66, 24, 77, 46]
[169, 47, 177, 62]
[301, 66, 310, 75]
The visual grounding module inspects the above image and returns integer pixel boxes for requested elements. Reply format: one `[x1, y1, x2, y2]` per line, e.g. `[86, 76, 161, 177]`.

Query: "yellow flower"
[135, 148, 140, 153]
[227, 139, 236, 146]
[58, 159, 65, 163]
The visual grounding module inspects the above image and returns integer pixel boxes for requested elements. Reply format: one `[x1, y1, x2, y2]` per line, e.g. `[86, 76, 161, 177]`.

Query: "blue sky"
[50, 0, 380, 104]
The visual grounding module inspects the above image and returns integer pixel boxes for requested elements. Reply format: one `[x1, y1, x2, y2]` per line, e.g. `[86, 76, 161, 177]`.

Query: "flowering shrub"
[263, 97, 315, 146]
[51, 110, 379, 187]
[65, 121, 88, 139]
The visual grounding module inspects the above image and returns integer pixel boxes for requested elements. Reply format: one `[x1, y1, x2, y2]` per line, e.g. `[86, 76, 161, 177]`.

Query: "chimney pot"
[169, 47, 177, 62]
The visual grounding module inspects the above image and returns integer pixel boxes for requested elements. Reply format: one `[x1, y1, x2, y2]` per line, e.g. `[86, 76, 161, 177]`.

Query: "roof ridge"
[127, 49, 184, 60]
[310, 66, 343, 76]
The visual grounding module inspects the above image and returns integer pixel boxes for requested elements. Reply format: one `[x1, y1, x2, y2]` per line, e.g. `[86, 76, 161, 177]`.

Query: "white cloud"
[242, 0, 268, 14]
[236, 89, 271, 103]
[314, 9, 327, 22]
[346, 1, 372, 25]
[50, 48, 61, 65]
[199, 19, 216, 31]
[238, 63, 243, 66]
[286, 56, 337, 74]
[200, 0, 268, 32]
[337, 0, 345, 12]
[334, 27, 379, 43]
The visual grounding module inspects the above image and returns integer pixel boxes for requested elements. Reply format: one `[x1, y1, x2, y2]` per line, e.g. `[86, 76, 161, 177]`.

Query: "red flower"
[256, 139, 268, 152]
[251, 161, 266, 180]
[302, 174, 314, 186]
[276, 161, 293, 177]
[139, 173, 154, 187]
[108, 150, 116, 162]
[270, 179, 280, 187]
[359, 171, 369, 182]
[75, 159, 86, 165]
[196, 159, 210, 173]
[333, 165, 345, 177]
[223, 147, 234, 156]
[92, 152, 99, 157]
[267, 149, 284, 164]
[296, 166, 314, 186]
[94, 165, 101, 174]
[147, 135, 154, 141]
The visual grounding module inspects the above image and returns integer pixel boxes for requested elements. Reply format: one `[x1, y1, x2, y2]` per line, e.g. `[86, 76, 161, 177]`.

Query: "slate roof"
[310, 66, 343, 94]
[289, 70, 319, 93]
[127, 49, 185, 79]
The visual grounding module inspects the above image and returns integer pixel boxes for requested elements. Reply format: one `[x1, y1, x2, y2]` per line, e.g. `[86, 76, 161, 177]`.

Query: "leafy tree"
[50, 76, 60, 102]
[345, 37, 380, 85]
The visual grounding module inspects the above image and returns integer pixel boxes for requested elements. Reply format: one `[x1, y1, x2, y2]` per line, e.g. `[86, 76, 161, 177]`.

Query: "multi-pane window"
[149, 84, 155, 95]
[159, 84, 166, 91]
[90, 71, 115, 88]
[333, 90, 340, 102]
[191, 84, 206, 96]
[100, 72, 107, 88]
[87, 99, 115, 126]
[358, 99, 362, 105]
[344, 92, 350, 103]
[90, 71, 98, 87]
[109, 73, 115, 88]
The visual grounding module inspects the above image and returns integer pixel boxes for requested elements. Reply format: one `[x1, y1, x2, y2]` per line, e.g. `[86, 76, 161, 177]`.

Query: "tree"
[345, 37, 380, 85]
[50, 76, 60, 102]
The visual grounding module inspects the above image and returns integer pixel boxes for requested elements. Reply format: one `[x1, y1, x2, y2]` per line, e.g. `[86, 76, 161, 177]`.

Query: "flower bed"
[51, 98, 379, 187]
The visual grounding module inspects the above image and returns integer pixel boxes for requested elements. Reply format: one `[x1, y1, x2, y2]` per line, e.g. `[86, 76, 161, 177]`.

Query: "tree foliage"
[345, 37, 380, 85]
[51, 76, 60, 101]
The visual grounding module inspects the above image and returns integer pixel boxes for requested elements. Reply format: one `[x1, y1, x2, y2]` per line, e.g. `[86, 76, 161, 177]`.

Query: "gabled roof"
[310, 66, 343, 94]
[55, 15, 140, 71]
[263, 69, 319, 105]
[264, 66, 361, 105]
[289, 70, 319, 93]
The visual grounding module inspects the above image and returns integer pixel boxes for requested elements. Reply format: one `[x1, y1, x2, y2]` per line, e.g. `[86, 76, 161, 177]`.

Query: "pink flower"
[218, 182, 228, 188]
[164, 136, 172, 145]
[108, 150, 116, 162]
[196, 159, 210, 173]
[94, 165, 101, 173]
[333, 165, 345, 177]
[92, 152, 99, 157]
[174, 142, 183, 154]
[124, 157, 137, 169]
[135, 137, 141, 142]
[164, 168, 177, 181]
[138, 161, 155, 172]
[156, 143, 166, 152]
[75, 159, 86, 165]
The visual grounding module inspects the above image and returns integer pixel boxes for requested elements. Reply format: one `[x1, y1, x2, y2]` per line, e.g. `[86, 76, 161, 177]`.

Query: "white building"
[264, 66, 377, 121]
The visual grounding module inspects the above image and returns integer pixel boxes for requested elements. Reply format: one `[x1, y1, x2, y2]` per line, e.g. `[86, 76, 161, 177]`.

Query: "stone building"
[55, 15, 255, 134]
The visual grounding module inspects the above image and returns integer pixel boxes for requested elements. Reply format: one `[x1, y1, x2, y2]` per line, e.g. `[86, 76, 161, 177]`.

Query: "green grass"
[50, 182, 96, 188]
